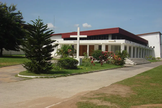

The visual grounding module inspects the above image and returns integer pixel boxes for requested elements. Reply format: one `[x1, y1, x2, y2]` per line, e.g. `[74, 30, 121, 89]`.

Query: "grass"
[0, 55, 28, 67]
[77, 65, 162, 108]
[148, 59, 161, 62]
[19, 63, 122, 77]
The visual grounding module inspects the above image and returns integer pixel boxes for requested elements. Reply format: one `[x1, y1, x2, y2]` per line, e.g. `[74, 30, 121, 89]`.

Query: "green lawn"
[0, 55, 28, 67]
[19, 63, 122, 77]
[77, 65, 162, 108]
[148, 59, 161, 62]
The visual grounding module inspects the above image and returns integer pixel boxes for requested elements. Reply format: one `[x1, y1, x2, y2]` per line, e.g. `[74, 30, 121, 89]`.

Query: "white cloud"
[82, 23, 92, 28]
[74, 24, 79, 27]
[47, 23, 55, 29]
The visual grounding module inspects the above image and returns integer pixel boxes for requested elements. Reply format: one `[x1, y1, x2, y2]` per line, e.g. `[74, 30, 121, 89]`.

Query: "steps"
[125, 58, 150, 66]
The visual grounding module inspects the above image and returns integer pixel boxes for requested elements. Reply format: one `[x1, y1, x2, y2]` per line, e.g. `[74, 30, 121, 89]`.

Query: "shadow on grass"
[2, 55, 25, 58]
[48, 68, 82, 74]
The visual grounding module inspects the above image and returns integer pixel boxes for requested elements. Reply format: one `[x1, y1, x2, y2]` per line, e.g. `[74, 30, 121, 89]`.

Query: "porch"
[56, 39, 153, 58]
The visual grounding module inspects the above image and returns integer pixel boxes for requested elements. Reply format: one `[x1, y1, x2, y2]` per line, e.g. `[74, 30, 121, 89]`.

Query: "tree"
[0, 2, 25, 56]
[21, 18, 58, 74]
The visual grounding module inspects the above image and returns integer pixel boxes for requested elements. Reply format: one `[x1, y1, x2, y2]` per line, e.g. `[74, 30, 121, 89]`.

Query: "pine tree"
[21, 18, 58, 74]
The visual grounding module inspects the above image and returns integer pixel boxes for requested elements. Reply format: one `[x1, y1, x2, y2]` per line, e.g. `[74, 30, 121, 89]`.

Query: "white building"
[137, 32, 162, 58]
[51, 27, 158, 58]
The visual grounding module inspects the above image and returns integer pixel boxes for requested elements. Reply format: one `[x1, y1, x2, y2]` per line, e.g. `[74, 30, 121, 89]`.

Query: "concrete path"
[0, 65, 26, 83]
[0, 62, 161, 108]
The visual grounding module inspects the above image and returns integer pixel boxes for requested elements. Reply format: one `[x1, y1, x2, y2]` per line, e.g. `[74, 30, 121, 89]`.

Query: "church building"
[51, 27, 162, 58]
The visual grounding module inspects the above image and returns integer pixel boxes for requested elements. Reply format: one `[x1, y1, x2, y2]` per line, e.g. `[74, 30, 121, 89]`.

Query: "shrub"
[57, 57, 78, 69]
[106, 50, 128, 65]
[112, 54, 123, 65]
[152, 57, 156, 60]
[99, 51, 108, 61]
[82, 52, 92, 67]
[57, 45, 76, 58]
[156, 57, 161, 60]
[92, 50, 102, 61]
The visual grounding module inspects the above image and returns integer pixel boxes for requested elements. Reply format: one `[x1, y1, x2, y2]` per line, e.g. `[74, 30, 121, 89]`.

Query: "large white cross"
[70, 27, 87, 63]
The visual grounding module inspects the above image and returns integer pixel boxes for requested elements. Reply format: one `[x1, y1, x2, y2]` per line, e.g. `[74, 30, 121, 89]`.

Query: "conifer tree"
[21, 18, 58, 74]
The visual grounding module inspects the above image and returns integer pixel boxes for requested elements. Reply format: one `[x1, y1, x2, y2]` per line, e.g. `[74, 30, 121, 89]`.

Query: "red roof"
[52, 27, 148, 45]
[137, 32, 161, 36]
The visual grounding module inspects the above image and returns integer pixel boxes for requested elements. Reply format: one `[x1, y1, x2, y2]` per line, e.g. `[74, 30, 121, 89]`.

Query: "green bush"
[81, 52, 91, 66]
[57, 45, 76, 58]
[82, 58, 91, 67]
[156, 57, 161, 60]
[57, 57, 78, 69]
[92, 50, 102, 60]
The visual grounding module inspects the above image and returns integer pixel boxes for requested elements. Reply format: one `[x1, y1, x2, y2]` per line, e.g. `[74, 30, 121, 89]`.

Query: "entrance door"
[106, 45, 108, 51]
[89, 45, 94, 56]
[79, 45, 87, 56]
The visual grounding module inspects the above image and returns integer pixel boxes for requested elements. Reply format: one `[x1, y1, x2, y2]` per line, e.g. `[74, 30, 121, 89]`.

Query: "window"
[98, 45, 102, 50]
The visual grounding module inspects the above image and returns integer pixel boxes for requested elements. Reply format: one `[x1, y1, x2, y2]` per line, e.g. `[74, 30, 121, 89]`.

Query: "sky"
[1, 0, 162, 34]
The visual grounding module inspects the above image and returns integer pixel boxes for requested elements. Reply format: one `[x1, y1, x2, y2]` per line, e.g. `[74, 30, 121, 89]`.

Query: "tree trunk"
[0, 48, 3, 57]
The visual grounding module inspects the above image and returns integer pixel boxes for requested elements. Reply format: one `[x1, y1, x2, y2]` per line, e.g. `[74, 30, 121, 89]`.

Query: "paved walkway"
[0, 62, 161, 108]
[0, 65, 26, 83]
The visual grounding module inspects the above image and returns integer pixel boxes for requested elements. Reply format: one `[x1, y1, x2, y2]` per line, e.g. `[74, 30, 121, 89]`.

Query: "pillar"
[138, 47, 140, 58]
[108, 34, 112, 40]
[143, 49, 145, 58]
[94, 45, 98, 50]
[127, 45, 129, 56]
[108, 45, 111, 52]
[87, 44, 89, 57]
[102, 44, 105, 51]
[140, 48, 142, 58]
[120, 43, 124, 53]
[131, 46, 133, 58]
[135, 47, 137, 58]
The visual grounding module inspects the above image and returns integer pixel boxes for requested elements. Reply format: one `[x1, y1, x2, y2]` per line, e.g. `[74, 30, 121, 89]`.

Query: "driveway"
[0, 62, 161, 108]
[0, 65, 26, 83]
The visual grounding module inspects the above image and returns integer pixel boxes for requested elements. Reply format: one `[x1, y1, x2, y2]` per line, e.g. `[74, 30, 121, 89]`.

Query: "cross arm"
[70, 35, 87, 38]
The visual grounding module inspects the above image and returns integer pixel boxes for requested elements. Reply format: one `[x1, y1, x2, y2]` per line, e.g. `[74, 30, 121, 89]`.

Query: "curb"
[17, 67, 123, 78]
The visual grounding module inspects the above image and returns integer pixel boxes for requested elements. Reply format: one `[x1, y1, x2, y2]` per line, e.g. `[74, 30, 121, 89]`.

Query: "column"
[138, 47, 140, 58]
[131, 46, 133, 58]
[74, 44, 77, 49]
[120, 43, 124, 53]
[94, 45, 98, 50]
[140, 48, 142, 58]
[102, 44, 105, 51]
[87, 44, 89, 57]
[108, 34, 112, 40]
[134, 47, 137, 58]
[143, 49, 146, 58]
[108, 45, 111, 52]
[127, 45, 129, 56]
[137, 48, 139, 58]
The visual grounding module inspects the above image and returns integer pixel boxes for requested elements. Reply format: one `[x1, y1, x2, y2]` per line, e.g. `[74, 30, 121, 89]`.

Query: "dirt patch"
[150, 83, 161, 87]
[131, 104, 162, 108]
[51, 84, 134, 108]
[87, 84, 134, 97]
[135, 76, 151, 80]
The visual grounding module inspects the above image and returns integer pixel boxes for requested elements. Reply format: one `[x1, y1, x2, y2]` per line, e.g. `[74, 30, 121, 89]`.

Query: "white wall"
[2, 48, 24, 55]
[140, 33, 161, 58]
[51, 35, 63, 57]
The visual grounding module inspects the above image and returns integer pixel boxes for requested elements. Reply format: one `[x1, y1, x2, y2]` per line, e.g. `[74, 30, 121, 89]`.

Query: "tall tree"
[21, 18, 58, 74]
[0, 2, 25, 56]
